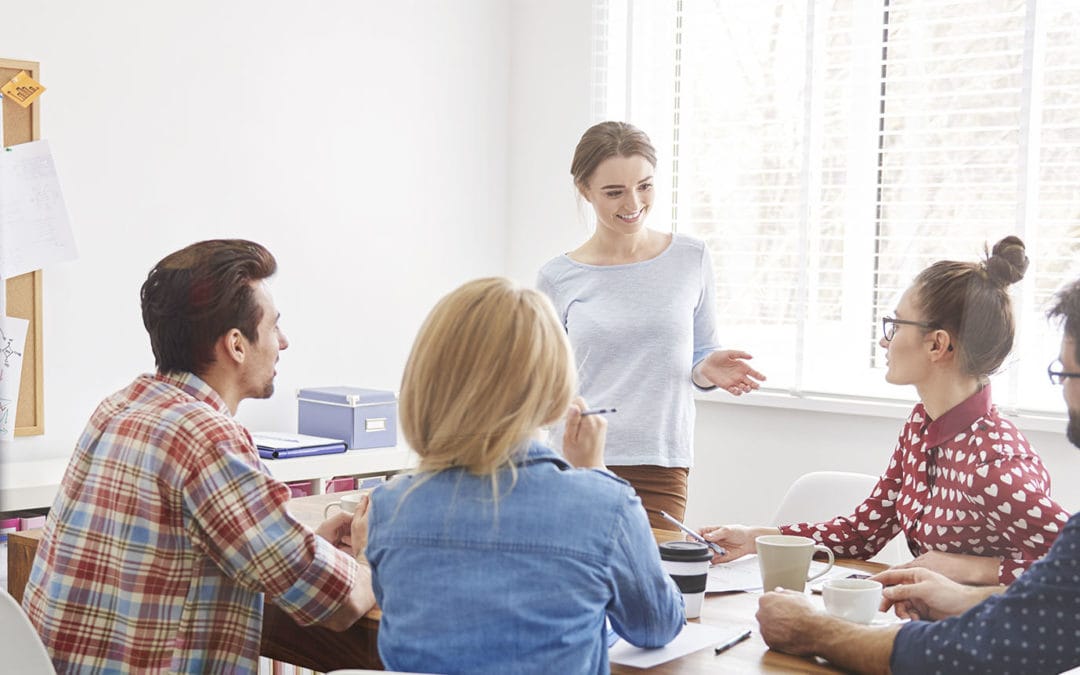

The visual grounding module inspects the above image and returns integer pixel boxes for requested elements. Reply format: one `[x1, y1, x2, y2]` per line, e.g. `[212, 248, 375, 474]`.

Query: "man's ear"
[219, 328, 246, 365]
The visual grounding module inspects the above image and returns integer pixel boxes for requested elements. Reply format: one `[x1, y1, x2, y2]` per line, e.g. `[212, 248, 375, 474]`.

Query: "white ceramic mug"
[323, 492, 365, 518]
[755, 534, 835, 592]
[822, 578, 883, 624]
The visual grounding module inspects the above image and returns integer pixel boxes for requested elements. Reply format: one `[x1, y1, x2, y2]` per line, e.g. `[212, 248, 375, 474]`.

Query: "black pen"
[714, 629, 752, 655]
[581, 407, 617, 416]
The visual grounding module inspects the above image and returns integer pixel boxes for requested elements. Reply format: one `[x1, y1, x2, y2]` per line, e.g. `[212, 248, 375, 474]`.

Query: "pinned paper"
[0, 139, 77, 279]
[1, 71, 45, 108]
[0, 315, 28, 440]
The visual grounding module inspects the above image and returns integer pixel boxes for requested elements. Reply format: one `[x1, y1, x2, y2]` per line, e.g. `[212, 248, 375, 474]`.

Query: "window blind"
[595, 0, 1080, 413]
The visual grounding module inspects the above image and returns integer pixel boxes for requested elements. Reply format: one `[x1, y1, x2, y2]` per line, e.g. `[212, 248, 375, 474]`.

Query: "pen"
[658, 510, 725, 556]
[714, 629, 752, 654]
[581, 407, 617, 416]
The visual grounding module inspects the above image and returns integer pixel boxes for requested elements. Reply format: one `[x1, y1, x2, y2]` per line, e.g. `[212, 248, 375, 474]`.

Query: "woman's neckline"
[565, 230, 676, 268]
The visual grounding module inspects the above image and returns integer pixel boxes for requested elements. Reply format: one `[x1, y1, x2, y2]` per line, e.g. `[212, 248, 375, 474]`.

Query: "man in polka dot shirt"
[755, 277, 1080, 675]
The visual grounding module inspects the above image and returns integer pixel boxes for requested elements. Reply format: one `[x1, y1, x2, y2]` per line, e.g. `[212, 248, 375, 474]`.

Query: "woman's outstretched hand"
[695, 350, 767, 395]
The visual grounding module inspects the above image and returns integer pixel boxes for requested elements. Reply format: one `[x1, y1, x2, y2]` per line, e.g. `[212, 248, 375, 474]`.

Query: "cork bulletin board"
[1, 58, 45, 436]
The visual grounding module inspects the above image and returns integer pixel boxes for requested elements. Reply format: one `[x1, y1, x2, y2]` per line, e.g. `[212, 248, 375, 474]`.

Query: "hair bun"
[984, 235, 1028, 287]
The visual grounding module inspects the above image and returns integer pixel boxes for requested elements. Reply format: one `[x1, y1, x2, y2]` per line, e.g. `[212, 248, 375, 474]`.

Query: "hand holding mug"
[324, 492, 365, 518]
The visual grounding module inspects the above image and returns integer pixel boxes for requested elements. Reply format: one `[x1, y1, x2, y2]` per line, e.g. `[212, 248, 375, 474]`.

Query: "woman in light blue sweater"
[537, 121, 766, 529]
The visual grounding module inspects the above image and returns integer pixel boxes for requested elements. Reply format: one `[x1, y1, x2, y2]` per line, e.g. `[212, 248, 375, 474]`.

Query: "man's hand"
[315, 494, 371, 561]
[758, 588, 901, 675]
[756, 589, 822, 656]
[871, 567, 1003, 621]
[562, 397, 607, 469]
[315, 510, 355, 554]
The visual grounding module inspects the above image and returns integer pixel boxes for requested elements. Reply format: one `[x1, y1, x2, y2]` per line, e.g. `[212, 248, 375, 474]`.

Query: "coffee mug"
[658, 541, 712, 619]
[323, 492, 365, 518]
[755, 534, 835, 592]
[822, 578, 883, 624]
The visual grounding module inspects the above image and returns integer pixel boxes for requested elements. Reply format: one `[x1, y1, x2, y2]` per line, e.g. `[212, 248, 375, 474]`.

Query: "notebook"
[251, 432, 348, 459]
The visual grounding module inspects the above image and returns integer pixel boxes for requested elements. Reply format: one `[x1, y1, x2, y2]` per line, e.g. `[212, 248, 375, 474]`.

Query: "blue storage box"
[297, 387, 397, 450]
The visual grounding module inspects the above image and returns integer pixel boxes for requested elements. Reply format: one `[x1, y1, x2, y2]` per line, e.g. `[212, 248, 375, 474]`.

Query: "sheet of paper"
[0, 139, 78, 279]
[609, 621, 744, 668]
[706, 555, 866, 593]
[0, 315, 28, 440]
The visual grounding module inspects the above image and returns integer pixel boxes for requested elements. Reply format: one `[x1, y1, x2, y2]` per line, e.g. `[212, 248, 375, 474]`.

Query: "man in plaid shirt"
[22, 239, 375, 674]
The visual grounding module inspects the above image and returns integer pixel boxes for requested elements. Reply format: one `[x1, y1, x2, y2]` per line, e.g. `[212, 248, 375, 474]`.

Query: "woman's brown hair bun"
[984, 235, 1028, 288]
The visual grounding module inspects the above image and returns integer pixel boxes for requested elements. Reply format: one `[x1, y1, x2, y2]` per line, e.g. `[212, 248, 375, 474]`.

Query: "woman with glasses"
[697, 236, 1070, 586]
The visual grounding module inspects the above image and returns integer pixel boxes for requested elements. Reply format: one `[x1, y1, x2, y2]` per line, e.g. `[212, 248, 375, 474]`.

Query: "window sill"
[694, 388, 1069, 435]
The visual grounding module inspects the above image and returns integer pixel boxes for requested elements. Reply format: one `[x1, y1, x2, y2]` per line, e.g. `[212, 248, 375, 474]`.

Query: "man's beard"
[1068, 407, 1080, 449]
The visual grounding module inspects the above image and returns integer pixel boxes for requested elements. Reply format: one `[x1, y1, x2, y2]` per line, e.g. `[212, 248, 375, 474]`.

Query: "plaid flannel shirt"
[23, 372, 358, 674]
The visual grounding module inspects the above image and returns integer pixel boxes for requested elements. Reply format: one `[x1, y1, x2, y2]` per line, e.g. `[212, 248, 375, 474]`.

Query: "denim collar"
[921, 382, 993, 448]
[516, 440, 572, 471]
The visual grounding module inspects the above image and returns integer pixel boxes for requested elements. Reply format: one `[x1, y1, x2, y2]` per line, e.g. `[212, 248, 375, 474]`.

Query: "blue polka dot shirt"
[892, 511, 1080, 674]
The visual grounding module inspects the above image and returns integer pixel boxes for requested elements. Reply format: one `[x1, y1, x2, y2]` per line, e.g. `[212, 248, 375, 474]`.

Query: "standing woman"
[538, 121, 765, 530]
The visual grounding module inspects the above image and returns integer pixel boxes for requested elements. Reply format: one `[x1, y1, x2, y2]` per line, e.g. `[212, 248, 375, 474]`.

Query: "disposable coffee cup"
[658, 541, 712, 619]
[323, 492, 365, 518]
[822, 578, 883, 624]
[755, 534, 835, 592]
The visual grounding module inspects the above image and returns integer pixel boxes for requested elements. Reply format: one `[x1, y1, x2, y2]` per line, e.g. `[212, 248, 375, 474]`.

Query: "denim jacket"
[366, 441, 684, 674]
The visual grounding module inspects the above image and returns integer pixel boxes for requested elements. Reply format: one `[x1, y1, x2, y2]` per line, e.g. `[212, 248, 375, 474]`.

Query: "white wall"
[4, 0, 1078, 526]
[686, 401, 1080, 529]
[1, 0, 510, 464]
[505, 0, 596, 286]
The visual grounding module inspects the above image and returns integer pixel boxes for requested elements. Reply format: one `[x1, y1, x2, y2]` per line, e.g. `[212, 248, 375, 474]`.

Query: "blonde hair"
[399, 278, 576, 488]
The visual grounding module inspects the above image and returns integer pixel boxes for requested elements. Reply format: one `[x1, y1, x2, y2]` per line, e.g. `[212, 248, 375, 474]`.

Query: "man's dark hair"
[140, 239, 277, 375]
[1048, 278, 1080, 365]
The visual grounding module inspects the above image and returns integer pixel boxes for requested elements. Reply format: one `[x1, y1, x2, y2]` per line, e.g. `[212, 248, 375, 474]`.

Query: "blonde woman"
[364, 278, 683, 674]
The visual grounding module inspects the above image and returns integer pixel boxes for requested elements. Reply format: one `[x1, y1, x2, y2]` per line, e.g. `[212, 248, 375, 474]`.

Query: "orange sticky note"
[1, 71, 46, 108]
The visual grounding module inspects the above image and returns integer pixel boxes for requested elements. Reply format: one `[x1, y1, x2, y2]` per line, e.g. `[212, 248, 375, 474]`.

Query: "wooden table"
[9, 493, 886, 673]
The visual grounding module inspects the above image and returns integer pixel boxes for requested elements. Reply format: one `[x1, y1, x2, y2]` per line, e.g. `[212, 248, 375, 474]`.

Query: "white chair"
[770, 471, 913, 566]
[0, 588, 56, 674]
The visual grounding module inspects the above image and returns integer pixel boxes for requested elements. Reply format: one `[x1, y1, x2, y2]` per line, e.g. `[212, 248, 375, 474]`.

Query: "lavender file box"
[297, 386, 397, 450]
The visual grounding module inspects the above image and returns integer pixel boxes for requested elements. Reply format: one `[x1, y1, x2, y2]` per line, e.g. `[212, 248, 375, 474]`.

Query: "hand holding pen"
[562, 398, 611, 470]
[695, 524, 778, 564]
[658, 510, 726, 557]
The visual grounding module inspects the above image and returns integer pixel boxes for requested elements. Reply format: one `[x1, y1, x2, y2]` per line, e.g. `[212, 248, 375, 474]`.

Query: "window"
[595, 0, 1080, 415]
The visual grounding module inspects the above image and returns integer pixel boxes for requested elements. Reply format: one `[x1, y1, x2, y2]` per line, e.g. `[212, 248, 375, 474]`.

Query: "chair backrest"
[771, 471, 913, 566]
[0, 588, 56, 674]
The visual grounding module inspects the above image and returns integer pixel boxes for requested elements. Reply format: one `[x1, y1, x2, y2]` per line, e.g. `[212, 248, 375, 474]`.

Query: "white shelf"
[262, 445, 416, 488]
[1, 446, 416, 511]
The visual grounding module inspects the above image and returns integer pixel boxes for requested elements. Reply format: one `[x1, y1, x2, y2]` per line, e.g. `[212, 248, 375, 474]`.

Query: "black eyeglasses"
[881, 316, 935, 342]
[1048, 360, 1080, 385]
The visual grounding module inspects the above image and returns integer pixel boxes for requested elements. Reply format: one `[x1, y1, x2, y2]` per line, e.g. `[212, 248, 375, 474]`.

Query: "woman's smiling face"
[579, 154, 656, 235]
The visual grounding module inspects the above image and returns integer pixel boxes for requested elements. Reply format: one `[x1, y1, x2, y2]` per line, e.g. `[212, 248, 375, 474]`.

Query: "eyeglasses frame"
[881, 316, 937, 342]
[1047, 360, 1080, 385]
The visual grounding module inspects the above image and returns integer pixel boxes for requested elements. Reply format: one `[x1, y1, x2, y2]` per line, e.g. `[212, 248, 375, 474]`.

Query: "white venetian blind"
[595, 0, 1080, 413]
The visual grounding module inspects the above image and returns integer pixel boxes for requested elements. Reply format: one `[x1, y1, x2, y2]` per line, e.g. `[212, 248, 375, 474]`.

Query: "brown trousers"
[607, 465, 689, 531]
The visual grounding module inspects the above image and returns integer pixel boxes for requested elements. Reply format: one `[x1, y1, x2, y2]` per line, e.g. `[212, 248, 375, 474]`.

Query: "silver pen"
[658, 510, 725, 556]
[580, 407, 617, 416]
